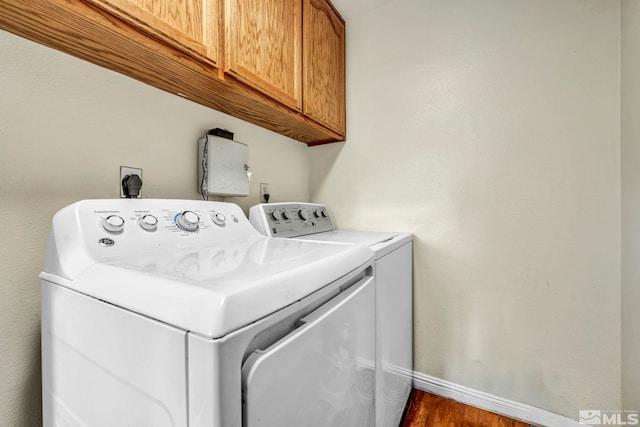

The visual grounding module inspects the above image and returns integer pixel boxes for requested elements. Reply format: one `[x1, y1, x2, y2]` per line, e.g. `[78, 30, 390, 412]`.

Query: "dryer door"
[242, 276, 375, 427]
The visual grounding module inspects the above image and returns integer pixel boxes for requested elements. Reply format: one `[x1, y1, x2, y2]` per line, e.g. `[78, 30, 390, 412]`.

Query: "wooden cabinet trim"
[307, 0, 344, 36]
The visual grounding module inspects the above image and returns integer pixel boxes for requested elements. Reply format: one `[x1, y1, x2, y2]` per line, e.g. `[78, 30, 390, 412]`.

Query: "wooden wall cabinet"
[303, 0, 346, 136]
[86, 0, 221, 66]
[225, 0, 302, 111]
[0, 0, 345, 144]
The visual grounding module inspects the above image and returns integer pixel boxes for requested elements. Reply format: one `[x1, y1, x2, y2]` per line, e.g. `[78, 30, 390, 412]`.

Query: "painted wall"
[312, 0, 621, 419]
[0, 29, 309, 426]
[622, 0, 640, 412]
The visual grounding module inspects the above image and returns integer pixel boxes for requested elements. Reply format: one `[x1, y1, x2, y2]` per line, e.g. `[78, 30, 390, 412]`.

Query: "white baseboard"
[411, 371, 582, 427]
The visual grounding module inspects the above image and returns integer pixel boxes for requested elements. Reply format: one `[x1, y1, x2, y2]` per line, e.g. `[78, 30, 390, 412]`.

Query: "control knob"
[212, 212, 226, 226]
[314, 208, 326, 218]
[298, 209, 309, 221]
[138, 214, 158, 231]
[281, 210, 290, 220]
[271, 210, 283, 221]
[176, 210, 199, 232]
[103, 215, 125, 233]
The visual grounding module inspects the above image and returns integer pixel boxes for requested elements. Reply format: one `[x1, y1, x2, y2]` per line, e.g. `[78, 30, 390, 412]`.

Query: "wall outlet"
[120, 166, 142, 198]
[260, 183, 270, 203]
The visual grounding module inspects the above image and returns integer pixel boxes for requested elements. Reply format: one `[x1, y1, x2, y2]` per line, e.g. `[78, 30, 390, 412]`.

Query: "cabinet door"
[86, 0, 220, 65]
[225, 0, 302, 111]
[303, 0, 345, 136]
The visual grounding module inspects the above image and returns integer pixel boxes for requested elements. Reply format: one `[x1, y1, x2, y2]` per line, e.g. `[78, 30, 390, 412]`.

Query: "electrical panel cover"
[198, 135, 249, 197]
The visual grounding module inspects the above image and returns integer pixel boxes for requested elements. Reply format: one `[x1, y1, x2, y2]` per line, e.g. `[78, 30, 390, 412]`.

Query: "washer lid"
[294, 230, 412, 258]
[40, 236, 373, 339]
[295, 230, 397, 246]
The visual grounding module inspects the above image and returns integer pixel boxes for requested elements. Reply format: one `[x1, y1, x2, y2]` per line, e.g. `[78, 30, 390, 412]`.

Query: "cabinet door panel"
[87, 0, 219, 65]
[225, 0, 302, 111]
[303, 0, 345, 136]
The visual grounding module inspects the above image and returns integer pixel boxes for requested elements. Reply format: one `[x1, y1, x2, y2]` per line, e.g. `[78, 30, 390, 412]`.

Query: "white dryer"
[249, 202, 413, 427]
[40, 199, 377, 427]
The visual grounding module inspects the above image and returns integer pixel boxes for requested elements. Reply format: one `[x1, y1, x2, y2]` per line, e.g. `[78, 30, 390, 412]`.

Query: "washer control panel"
[249, 202, 335, 238]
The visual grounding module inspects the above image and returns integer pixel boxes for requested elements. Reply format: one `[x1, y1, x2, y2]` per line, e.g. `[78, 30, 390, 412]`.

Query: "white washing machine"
[40, 199, 377, 427]
[249, 202, 413, 427]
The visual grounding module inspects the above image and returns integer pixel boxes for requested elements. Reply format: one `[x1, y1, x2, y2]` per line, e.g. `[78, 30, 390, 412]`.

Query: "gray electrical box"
[198, 134, 250, 197]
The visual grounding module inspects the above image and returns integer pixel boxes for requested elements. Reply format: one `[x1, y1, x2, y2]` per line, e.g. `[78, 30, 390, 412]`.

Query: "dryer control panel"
[249, 202, 335, 238]
[45, 199, 261, 280]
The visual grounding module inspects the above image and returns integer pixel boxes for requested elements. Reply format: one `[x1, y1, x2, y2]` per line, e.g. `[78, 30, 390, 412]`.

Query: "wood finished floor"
[400, 389, 531, 427]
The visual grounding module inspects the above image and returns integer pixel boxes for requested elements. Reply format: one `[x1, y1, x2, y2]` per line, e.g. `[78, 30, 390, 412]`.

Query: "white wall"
[313, 0, 621, 419]
[0, 29, 310, 426]
[622, 0, 640, 412]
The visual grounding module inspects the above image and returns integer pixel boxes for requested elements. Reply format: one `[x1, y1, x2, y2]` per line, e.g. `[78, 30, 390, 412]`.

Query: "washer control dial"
[212, 212, 227, 226]
[281, 210, 290, 220]
[271, 210, 283, 221]
[176, 210, 199, 232]
[138, 214, 158, 231]
[103, 215, 125, 233]
[298, 209, 309, 221]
